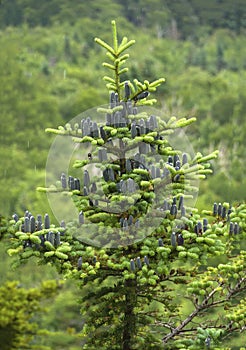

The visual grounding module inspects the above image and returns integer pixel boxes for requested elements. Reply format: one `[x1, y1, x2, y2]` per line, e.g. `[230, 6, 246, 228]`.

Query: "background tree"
[0, 278, 61, 350]
[0, 215, 82, 350]
[1, 1, 246, 217]
[5, 21, 246, 349]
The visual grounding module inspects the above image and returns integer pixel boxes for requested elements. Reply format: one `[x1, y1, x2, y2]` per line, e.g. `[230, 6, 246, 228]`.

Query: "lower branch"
[162, 283, 221, 344]
[162, 276, 246, 344]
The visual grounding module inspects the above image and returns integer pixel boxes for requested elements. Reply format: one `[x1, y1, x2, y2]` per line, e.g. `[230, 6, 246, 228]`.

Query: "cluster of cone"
[12, 211, 64, 249]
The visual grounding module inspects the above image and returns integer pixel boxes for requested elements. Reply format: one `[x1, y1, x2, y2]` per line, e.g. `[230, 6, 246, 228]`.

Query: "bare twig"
[162, 275, 246, 344]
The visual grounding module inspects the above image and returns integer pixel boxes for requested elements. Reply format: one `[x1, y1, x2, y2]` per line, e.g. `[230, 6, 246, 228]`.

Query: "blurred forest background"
[0, 0, 246, 348]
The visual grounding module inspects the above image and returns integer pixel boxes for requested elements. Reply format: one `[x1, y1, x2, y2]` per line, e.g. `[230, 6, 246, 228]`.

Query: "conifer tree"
[0, 279, 62, 350]
[5, 21, 246, 350]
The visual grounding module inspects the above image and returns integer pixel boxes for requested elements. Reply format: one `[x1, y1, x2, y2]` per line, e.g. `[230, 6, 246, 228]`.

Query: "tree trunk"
[122, 278, 137, 350]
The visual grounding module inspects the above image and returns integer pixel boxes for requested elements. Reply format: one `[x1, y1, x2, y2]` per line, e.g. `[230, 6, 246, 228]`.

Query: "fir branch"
[112, 20, 118, 53]
[162, 274, 246, 344]
[94, 37, 115, 56]
[117, 40, 136, 55]
[162, 281, 224, 344]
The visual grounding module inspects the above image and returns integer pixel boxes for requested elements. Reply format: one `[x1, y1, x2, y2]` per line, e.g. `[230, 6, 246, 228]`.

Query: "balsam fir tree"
[6, 21, 246, 350]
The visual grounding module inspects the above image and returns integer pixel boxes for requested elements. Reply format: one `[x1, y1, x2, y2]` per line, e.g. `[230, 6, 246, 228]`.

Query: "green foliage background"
[0, 0, 245, 348]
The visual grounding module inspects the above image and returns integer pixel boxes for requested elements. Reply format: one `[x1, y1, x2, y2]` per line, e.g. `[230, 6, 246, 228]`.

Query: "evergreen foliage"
[5, 21, 246, 349]
[1, 0, 246, 39]
[0, 279, 62, 350]
[1, 4, 246, 216]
